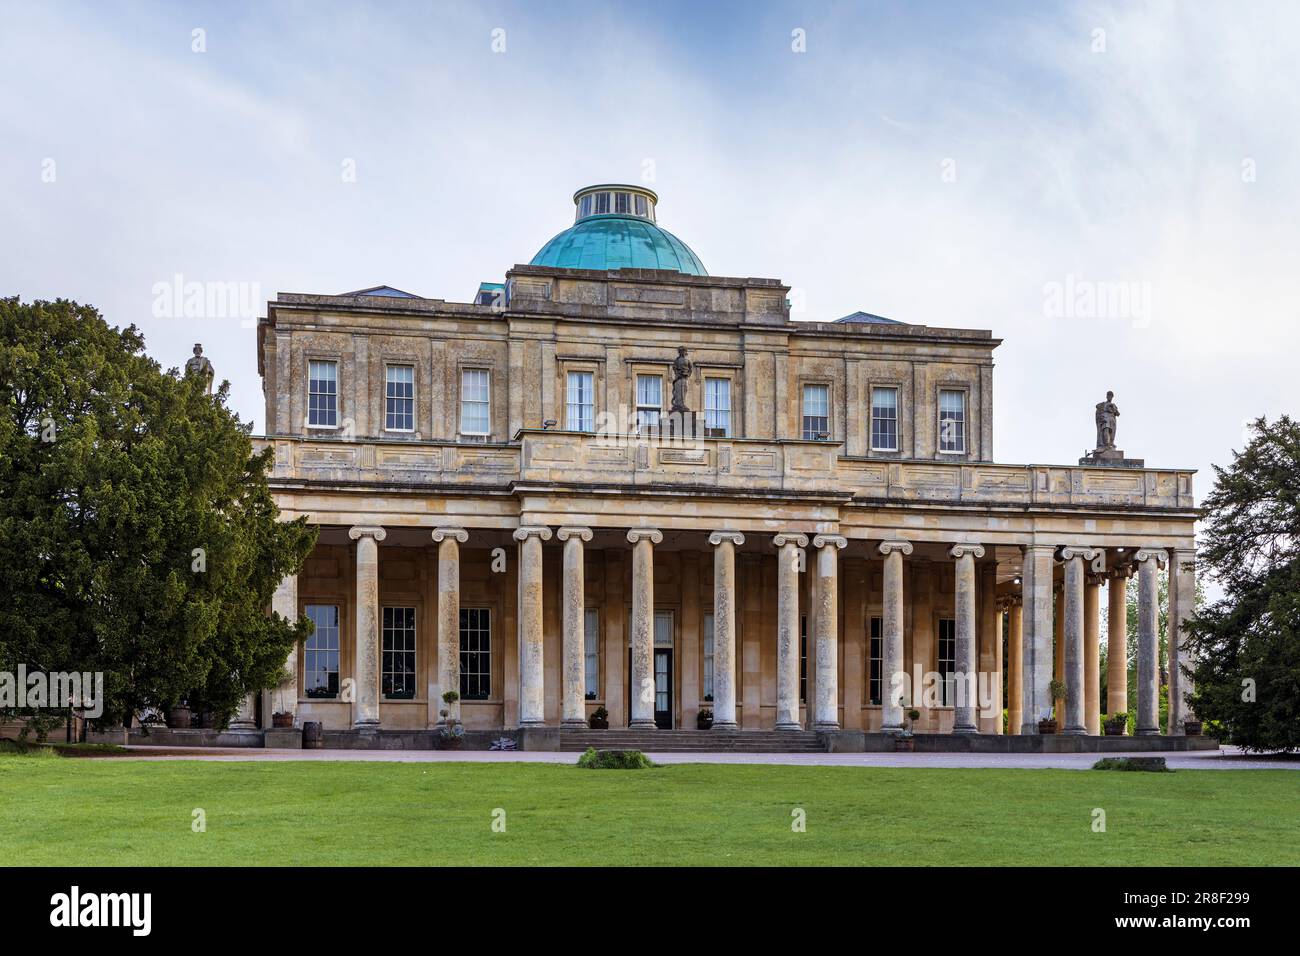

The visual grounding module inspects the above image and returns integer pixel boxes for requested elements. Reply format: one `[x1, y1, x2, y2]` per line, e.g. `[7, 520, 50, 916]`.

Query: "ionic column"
[1167, 548, 1196, 734]
[348, 526, 387, 730]
[627, 528, 662, 729]
[949, 544, 985, 734]
[514, 526, 552, 727]
[879, 539, 913, 732]
[1005, 596, 1024, 735]
[708, 531, 744, 731]
[1020, 544, 1055, 733]
[1134, 548, 1167, 736]
[432, 528, 467, 723]
[1106, 563, 1132, 721]
[1084, 570, 1103, 735]
[812, 535, 847, 731]
[773, 532, 808, 731]
[557, 527, 593, 728]
[1053, 584, 1065, 725]
[1059, 547, 1099, 736]
[270, 572, 299, 725]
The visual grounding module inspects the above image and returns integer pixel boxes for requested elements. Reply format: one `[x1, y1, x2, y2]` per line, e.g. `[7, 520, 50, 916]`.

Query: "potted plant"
[1183, 718, 1203, 736]
[271, 668, 295, 728]
[697, 707, 713, 730]
[167, 700, 192, 729]
[895, 700, 919, 751]
[588, 706, 609, 730]
[1104, 712, 1128, 736]
[437, 690, 464, 749]
[1039, 680, 1066, 734]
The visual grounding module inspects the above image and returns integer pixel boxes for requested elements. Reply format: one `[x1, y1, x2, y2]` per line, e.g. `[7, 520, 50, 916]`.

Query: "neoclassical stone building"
[245, 183, 1198, 746]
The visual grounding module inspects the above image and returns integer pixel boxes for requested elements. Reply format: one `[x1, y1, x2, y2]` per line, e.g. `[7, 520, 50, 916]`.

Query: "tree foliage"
[1184, 415, 1300, 752]
[0, 298, 316, 728]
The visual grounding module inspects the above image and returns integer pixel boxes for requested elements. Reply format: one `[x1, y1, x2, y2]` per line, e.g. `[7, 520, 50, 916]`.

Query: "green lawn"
[1, 755, 1296, 866]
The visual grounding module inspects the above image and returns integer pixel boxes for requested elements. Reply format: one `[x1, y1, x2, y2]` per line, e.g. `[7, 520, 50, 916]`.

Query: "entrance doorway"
[653, 648, 673, 729]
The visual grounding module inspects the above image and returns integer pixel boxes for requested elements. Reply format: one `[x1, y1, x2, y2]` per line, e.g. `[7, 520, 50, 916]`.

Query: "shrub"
[1092, 757, 1171, 773]
[576, 747, 654, 770]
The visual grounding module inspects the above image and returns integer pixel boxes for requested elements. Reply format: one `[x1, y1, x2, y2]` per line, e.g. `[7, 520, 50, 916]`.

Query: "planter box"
[1038, 720, 1058, 735]
[1104, 723, 1126, 736]
[271, 712, 294, 729]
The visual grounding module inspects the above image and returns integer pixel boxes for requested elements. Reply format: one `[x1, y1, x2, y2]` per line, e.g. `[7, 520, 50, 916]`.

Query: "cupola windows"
[573, 185, 657, 223]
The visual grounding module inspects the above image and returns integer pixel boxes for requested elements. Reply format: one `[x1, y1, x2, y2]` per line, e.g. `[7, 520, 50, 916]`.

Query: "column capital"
[996, 594, 1022, 611]
[1171, 547, 1197, 569]
[1058, 546, 1100, 563]
[1086, 571, 1107, 587]
[878, 539, 913, 557]
[948, 543, 986, 560]
[556, 526, 593, 542]
[708, 531, 745, 546]
[813, 534, 847, 550]
[1023, 543, 1056, 555]
[773, 532, 809, 548]
[513, 526, 553, 542]
[349, 525, 387, 542]
[626, 528, 663, 545]
[1134, 548, 1168, 568]
[431, 527, 468, 544]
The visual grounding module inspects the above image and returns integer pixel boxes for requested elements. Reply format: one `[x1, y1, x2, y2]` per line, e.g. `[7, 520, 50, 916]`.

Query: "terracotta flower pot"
[1104, 722, 1126, 736]
[1037, 719, 1058, 735]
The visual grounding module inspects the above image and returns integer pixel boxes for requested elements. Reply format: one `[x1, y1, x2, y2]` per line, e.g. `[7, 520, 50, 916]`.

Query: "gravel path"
[106, 745, 1298, 770]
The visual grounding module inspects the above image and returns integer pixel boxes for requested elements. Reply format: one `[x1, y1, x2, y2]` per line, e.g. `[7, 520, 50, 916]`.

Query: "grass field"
[1, 754, 1296, 866]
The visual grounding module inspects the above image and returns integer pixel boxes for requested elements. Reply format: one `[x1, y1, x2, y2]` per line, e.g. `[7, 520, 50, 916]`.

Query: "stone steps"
[559, 729, 826, 753]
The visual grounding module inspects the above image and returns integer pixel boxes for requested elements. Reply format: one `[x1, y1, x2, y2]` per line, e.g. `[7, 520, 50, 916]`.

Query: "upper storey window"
[636, 374, 662, 433]
[460, 369, 490, 439]
[566, 370, 595, 432]
[308, 360, 338, 428]
[704, 377, 731, 438]
[593, 192, 611, 215]
[802, 384, 830, 440]
[939, 389, 967, 453]
[871, 386, 898, 451]
[385, 365, 414, 431]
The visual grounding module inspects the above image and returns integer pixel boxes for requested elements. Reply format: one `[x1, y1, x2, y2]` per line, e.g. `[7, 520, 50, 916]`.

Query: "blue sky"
[2, 0, 1298, 492]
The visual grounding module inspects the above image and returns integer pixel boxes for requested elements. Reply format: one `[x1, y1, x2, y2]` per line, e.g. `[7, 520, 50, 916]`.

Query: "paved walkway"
[108, 745, 1298, 770]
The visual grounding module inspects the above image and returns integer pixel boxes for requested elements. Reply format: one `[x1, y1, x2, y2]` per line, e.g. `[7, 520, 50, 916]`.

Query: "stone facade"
[251, 207, 1197, 739]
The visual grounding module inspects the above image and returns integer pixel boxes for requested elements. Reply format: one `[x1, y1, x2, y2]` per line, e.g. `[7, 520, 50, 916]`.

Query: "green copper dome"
[529, 184, 707, 276]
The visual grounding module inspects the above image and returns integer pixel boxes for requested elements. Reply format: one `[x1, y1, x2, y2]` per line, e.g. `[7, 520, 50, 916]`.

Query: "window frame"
[937, 617, 957, 706]
[566, 369, 596, 433]
[306, 358, 339, 429]
[703, 376, 732, 438]
[303, 604, 341, 700]
[384, 363, 415, 433]
[868, 615, 883, 706]
[702, 611, 715, 700]
[937, 387, 968, 455]
[381, 605, 417, 701]
[870, 385, 900, 452]
[459, 367, 491, 439]
[801, 382, 831, 441]
[459, 606, 492, 701]
[583, 608, 600, 699]
[635, 373, 663, 434]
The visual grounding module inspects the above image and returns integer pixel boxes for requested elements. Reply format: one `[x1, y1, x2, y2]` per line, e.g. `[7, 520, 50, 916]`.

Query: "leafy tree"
[1183, 415, 1300, 752]
[0, 298, 316, 731]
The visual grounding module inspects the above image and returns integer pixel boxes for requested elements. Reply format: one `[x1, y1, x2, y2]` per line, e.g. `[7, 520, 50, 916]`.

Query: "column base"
[353, 720, 380, 733]
[560, 718, 588, 729]
[628, 719, 657, 730]
[1019, 722, 1040, 735]
[1061, 726, 1088, 736]
[1135, 727, 1160, 736]
[881, 723, 904, 734]
[775, 721, 804, 732]
[813, 721, 841, 732]
[711, 721, 739, 731]
[952, 724, 979, 735]
[227, 722, 257, 733]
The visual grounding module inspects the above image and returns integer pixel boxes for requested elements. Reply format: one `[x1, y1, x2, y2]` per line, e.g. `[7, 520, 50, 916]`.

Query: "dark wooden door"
[654, 649, 673, 729]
